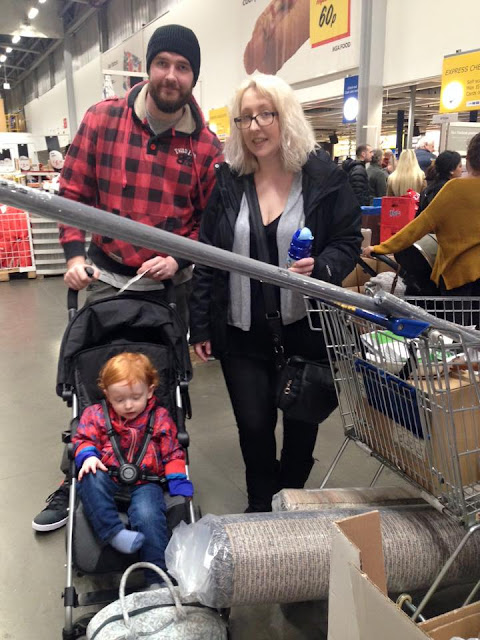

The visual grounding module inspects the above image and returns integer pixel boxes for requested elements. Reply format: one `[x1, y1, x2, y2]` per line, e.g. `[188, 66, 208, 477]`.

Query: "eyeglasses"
[233, 111, 278, 130]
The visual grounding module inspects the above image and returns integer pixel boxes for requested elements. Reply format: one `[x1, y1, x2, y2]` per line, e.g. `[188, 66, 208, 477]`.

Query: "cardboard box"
[356, 369, 480, 494]
[328, 511, 480, 640]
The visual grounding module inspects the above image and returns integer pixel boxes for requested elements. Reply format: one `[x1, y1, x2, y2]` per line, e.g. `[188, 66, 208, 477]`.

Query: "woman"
[363, 133, 480, 296]
[386, 148, 425, 196]
[189, 74, 362, 512]
[416, 150, 462, 216]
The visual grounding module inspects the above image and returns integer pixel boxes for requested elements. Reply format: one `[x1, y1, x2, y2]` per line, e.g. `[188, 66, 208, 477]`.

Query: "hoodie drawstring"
[189, 136, 206, 210]
[121, 106, 134, 189]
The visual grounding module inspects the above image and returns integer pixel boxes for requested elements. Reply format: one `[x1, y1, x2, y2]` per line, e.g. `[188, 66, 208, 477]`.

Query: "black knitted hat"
[146, 24, 200, 85]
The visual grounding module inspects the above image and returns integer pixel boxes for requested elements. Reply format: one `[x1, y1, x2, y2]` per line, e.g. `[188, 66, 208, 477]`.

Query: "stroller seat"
[70, 340, 190, 576]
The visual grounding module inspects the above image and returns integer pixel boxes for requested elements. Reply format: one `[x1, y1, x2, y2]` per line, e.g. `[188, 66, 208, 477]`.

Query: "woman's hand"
[78, 456, 108, 481]
[288, 257, 314, 276]
[193, 340, 212, 363]
[362, 246, 375, 258]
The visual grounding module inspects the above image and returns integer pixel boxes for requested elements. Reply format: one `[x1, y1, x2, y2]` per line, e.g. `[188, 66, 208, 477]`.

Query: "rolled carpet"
[165, 508, 480, 608]
[272, 485, 425, 511]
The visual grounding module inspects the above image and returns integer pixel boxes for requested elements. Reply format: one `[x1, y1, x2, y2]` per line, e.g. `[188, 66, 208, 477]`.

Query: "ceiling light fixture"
[28, 7, 39, 19]
[0, 55, 6, 63]
[12, 35, 21, 44]
[39, 0, 47, 3]
[6, 47, 12, 53]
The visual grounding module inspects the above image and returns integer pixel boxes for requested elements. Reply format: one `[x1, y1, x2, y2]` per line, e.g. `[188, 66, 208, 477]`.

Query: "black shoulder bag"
[243, 177, 338, 424]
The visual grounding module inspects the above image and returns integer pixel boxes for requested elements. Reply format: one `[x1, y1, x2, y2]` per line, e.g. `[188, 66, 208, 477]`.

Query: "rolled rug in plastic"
[165, 509, 480, 609]
[272, 485, 425, 512]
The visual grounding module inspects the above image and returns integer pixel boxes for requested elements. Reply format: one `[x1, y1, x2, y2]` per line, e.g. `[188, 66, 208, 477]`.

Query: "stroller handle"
[67, 266, 95, 315]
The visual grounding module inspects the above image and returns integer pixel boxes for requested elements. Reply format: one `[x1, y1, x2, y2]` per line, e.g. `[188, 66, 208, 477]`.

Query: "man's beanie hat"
[146, 24, 201, 85]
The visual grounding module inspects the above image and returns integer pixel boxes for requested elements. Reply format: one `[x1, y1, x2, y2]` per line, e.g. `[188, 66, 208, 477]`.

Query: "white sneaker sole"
[32, 515, 68, 532]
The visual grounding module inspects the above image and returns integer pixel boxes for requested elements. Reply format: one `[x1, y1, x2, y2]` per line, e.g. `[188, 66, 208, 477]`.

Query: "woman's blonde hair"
[225, 73, 317, 175]
[387, 149, 425, 196]
[98, 352, 159, 391]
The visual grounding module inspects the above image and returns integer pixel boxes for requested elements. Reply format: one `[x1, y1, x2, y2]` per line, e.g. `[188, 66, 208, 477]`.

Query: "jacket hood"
[126, 81, 206, 136]
[303, 148, 348, 197]
[342, 157, 364, 173]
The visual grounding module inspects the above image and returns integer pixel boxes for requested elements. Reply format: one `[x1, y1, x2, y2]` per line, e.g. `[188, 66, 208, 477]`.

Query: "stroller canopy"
[56, 294, 192, 406]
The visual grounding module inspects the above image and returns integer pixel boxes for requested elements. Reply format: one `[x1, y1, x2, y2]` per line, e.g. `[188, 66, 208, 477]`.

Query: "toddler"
[73, 352, 193, 581]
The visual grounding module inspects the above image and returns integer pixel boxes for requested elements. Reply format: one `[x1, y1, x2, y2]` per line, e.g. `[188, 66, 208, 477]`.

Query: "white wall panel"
[384, 0, 480, 87]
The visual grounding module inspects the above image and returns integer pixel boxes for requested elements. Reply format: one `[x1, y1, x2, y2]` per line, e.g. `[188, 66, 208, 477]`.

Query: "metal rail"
[1, 179, 478, 343]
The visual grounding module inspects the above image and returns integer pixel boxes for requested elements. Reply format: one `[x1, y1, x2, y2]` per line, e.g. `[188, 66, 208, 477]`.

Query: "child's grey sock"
[110, 529, 145, 554]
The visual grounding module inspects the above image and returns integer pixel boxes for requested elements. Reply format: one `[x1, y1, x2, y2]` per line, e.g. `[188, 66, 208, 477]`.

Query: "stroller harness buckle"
[101, 400, 158, 486]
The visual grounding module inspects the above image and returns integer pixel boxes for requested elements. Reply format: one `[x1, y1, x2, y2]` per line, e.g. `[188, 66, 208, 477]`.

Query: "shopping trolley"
[306, 294, 480, 620]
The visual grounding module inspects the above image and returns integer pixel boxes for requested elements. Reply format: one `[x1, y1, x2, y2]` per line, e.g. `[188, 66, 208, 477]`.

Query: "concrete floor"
[0, 276, 467, 639]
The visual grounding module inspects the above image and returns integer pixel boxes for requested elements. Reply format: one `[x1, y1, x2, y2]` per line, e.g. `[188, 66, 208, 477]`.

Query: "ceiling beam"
[0, 43, 41, 55]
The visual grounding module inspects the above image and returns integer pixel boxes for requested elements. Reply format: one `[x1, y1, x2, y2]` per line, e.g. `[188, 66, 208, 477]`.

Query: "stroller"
[56, 285, 195, 639]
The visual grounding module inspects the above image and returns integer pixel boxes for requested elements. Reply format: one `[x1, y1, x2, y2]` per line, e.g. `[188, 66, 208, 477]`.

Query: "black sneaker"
[32, 481, 69, 532]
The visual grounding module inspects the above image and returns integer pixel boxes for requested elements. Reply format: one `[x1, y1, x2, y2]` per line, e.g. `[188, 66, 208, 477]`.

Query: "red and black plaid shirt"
[59, 82, 223, 271]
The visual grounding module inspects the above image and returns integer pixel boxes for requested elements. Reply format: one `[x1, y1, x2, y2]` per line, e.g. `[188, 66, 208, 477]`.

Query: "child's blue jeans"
[78, 470, 168, 574]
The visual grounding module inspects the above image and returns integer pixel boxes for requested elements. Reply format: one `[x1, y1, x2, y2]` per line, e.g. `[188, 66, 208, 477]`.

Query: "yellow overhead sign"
[310, 0, 351, 48]
[440, 50, 480, 113]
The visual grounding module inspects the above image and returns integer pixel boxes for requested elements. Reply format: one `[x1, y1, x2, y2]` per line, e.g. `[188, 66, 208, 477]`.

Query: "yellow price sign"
[208, 106, 230, 139]
[310, 0, 351, 48]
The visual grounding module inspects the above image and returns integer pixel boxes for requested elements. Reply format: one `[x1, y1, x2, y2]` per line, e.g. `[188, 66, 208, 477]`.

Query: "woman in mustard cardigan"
[363, 133, 480, 296]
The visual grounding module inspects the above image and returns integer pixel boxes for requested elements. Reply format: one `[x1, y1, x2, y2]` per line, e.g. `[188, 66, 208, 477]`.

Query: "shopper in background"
[363, 133, 480, 296]
[367, 149, 388, 199]
[189, 74, 362, 512]
[386, 149, 426, 196]
[33, 24, 223, 534]
[415, 136, 437, 172]
[342, 144, 373, 205]
[416, 150, 462, 216]
[381, 148, 397, 175]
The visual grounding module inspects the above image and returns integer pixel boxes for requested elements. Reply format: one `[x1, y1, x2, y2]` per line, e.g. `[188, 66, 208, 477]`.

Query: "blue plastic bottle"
[286, 227, 314, 267]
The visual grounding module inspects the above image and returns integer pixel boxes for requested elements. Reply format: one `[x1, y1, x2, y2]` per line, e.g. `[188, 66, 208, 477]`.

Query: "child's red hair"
[98, 352, 159, 391]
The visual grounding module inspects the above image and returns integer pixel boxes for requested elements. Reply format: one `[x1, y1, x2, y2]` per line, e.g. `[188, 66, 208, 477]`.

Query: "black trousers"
[221, 354, 319, 512]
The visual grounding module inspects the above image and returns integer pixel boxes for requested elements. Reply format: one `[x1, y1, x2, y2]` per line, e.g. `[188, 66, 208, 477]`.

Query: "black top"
[227, 216, 281, 358]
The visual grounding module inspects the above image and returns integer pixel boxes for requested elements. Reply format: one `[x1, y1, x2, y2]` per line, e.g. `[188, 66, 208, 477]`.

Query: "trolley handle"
[330, 300, 430, 339]
[67, 266, 94, 317]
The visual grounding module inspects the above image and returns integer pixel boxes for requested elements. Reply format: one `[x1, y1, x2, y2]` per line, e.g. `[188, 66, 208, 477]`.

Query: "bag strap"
[243, 175, 286, 369]
[119, 562, 186, 633]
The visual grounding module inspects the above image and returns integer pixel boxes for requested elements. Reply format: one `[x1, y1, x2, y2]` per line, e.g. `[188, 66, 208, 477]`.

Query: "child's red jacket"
[72, 397, 185, 482]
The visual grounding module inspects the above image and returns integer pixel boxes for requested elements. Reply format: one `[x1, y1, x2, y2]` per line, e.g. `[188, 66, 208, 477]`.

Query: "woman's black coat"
[189, 149, 362, 356]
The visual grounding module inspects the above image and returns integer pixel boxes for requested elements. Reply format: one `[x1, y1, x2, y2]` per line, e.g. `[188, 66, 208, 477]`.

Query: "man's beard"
[148, 81, 193, 114]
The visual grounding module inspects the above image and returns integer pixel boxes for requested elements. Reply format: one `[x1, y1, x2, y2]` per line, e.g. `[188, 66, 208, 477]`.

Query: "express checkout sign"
[440, 49, 480, 113]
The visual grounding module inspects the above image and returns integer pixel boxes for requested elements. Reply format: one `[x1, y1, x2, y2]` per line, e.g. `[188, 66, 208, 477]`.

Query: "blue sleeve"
[75, 446, 100, 469]
[168, 477, 194, 497]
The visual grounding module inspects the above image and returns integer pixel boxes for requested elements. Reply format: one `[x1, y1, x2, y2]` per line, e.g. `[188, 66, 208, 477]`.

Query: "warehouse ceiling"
[0, 0, 106, 88]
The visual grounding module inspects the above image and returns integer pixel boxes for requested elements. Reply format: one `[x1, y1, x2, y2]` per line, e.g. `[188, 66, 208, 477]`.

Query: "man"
[342, 144, 373, 206]
[367, 148, 388, 198]
[32, 24, 223, 533]
[415, 136, 437, 172]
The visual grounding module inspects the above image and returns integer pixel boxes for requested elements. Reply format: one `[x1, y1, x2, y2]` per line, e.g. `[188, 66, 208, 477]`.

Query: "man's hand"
[288, 257, 314, 276]
[78, 456, 108, 481]
[193, 340, 212, 363]
[139, 256, 179, 281]
[64, 257, 100, 290]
